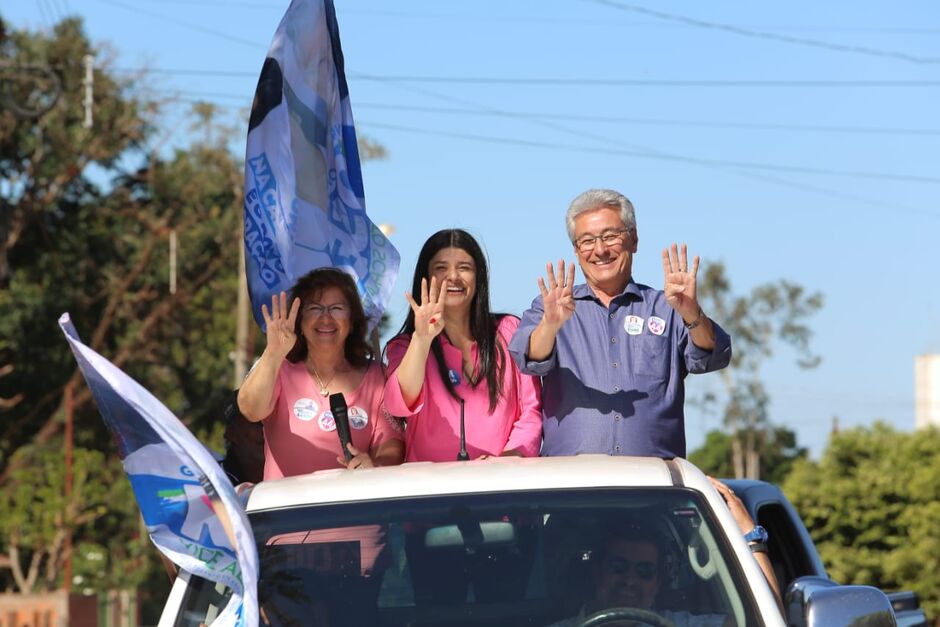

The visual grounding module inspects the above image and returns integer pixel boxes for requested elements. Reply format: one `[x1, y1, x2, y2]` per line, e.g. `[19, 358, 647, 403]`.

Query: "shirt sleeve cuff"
[382, 372, 426, 417]
[686, 322, 732, 373]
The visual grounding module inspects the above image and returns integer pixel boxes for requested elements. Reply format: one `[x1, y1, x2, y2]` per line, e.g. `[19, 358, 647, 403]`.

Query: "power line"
[360, 120, 940, 187]
[351, 74, 940, 88]
[352, 102, 940, 138]
[100, 1, 940, 34]
[94, 0, 265, 49]
[118, 0, 282, 7]
[109, 74, 940, 136]
[111, 67, 940, 88]
[587, 0, 940, 65]
[154, 92, 937, 217]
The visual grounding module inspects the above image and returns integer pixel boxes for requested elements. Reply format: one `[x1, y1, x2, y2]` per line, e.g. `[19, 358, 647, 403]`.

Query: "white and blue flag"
[59, 313, 259, 627]
[244, 0, 399, 331]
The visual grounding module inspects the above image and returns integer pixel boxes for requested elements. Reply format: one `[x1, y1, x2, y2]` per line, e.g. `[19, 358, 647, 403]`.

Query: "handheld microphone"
[456, 398, 469, 461]
[329, 392, 353, 462]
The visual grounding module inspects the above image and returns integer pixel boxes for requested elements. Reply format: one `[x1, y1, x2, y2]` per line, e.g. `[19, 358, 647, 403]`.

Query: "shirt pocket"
[635, 335, 671, 381]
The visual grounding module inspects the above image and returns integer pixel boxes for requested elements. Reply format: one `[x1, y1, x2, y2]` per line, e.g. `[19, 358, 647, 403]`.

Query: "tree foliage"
[695, 262, 823, 478]
[783, 424, 940, 624]
[0, 16, 244, 595]
[0, 445, 153, 594]
[689, 426, 807, 485]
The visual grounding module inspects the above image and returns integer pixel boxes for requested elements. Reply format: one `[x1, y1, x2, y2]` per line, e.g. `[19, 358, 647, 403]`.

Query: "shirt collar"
[573, 279, 642, 302]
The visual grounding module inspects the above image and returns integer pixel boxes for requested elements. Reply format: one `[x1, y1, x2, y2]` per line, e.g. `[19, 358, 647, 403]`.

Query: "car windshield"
[176, 488, 762, 627]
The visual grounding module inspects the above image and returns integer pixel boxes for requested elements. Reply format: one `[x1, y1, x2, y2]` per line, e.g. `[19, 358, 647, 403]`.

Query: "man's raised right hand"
[538, 260, 576, 330]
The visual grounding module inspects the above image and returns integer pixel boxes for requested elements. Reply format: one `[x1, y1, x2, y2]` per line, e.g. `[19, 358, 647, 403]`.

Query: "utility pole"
[168, 229, 177, 295]
[63, 381, 73, 592]
[234, 225, 250, 388]
[82, 54, 93, 129]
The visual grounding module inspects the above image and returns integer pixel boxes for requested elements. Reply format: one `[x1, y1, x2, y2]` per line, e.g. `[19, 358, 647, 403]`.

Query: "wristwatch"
[745, 525, 769, 554]
[744, 525, 769, 544]
[683, 307, 705, 330]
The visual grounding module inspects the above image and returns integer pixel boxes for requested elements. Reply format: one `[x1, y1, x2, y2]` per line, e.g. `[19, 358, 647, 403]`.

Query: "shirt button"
[609, 313, 615, 319]
[615, 445, 622, 453]
[614, 415, 621, 421]
[612, 362, 618, 368]
[611, 337, 617, 343]
[613, 386, 620, 392]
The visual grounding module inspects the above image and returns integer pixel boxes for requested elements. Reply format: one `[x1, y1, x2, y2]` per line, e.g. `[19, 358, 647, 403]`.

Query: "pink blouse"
[384, 315, 542, 462]
[262, 361, 403, 479]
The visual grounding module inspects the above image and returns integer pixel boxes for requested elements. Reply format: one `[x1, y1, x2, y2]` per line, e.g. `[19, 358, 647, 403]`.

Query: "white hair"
[565, 189, 636, 242]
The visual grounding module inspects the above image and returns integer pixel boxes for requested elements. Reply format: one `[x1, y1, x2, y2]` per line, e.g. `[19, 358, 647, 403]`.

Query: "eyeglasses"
[575, 228, 630, 253]
[304, 304, 350, 320]
[603, 556, 658, 581]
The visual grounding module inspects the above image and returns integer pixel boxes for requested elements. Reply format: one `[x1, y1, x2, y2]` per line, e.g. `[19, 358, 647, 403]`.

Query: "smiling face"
[428, 246, 477, 313]
[299, 286, 351, 352]
[573, 206, 637, 298]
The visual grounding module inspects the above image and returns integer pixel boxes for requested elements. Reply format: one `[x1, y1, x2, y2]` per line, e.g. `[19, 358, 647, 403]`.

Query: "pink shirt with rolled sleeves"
[262, 360, 403, 480]
[384, 315, 543, 461]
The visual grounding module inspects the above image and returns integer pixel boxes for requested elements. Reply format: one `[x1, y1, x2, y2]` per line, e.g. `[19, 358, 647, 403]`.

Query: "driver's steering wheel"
[577, 607, 677, 627]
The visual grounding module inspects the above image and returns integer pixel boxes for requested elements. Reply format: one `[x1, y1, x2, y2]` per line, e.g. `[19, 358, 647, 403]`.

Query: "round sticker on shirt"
[318, 411, 337, 432]
[624, 315, 645, 336]
[647, 316, 666, 336]
[348, 406, 369, 430]
[293, 397, 320, 422]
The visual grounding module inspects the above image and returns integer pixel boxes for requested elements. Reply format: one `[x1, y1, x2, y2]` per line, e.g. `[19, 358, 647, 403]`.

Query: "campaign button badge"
[318, 411, 337, 432]
[348, 406, 369, 430]
[624, 315, 644, 335]
[648, 316, 666, 336]
[293, 398, 319, 422]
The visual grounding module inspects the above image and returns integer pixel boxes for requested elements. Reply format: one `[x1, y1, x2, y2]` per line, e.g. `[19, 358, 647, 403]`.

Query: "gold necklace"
[308, 362, 337, 397]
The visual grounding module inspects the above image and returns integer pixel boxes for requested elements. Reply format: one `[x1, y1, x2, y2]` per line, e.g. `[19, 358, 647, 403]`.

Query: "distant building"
[915, 354, 940, 429]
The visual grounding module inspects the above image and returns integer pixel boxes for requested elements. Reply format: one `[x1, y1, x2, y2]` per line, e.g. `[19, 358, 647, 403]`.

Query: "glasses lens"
[605, 557, 628, 575]
[306, 305, 350, 319]
[604, 557, 657, 581]
[635, 561, 657, 581]
[577, 236, 596, 253]
[329, 306, 350, 319]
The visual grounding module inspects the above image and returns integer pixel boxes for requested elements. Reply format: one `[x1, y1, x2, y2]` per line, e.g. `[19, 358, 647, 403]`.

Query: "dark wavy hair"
[391, 229, 506, 412]
[286, 268, 372, 368]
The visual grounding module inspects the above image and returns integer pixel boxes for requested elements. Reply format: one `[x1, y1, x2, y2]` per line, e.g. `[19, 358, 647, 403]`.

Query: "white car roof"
[246, 455, 710, 513]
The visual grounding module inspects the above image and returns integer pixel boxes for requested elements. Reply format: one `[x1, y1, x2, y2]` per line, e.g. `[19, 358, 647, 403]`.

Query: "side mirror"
[786, 576, 897, 627]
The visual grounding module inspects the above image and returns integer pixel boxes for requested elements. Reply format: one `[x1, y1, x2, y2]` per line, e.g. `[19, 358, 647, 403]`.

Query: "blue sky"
[5, 0, 939, 456]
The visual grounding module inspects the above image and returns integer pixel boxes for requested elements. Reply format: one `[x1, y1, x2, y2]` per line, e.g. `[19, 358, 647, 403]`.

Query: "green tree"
[783, 424, 940, 624]
[1, 13, 391, 605]
[689, 426, 807, 485]
[696, 262, 823, 479]
[0, 16, 244, 596]
[0, 445, 150, 593]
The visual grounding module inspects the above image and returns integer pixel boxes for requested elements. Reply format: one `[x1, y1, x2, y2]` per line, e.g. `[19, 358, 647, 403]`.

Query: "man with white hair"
[509, 189, 731, 459]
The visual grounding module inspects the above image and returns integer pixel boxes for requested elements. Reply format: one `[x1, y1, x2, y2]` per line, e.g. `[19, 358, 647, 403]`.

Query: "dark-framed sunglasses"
[604, 556, 657, 581]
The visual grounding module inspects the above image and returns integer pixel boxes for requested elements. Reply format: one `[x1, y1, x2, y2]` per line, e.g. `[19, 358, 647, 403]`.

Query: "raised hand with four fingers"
[661, 243, 700, 323]
[262, 290, 301, 361]
[405, 276, 447, 341]
[538, 260, 577, 331]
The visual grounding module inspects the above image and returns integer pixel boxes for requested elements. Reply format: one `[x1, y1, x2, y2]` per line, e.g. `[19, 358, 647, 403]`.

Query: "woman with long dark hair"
[384, 229, 542, 461]
[238, 268, 404, 477]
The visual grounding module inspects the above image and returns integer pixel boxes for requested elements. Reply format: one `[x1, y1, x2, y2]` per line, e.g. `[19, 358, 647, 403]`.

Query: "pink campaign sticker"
[318, 411, 337, 432]
[647, 316, 666, 336]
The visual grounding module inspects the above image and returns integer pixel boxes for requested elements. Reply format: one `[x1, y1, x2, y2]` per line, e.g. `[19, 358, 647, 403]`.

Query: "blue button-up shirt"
[509, 281, 732, 458]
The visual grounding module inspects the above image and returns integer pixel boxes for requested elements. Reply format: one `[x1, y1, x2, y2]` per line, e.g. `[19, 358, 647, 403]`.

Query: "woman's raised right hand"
[405, 277, 447, 342]
[262, 291, 300, 361]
